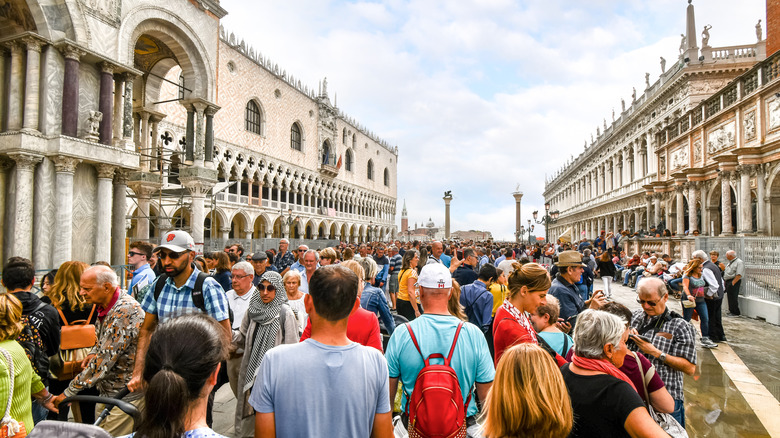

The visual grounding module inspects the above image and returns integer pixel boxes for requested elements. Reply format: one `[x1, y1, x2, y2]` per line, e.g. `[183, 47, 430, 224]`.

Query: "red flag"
[336, 154, 343, 169]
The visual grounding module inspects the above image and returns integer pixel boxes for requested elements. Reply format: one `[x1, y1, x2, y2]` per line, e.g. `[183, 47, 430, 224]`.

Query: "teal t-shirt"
[386, 314, 495, 417]
[537, 331, 574, 357]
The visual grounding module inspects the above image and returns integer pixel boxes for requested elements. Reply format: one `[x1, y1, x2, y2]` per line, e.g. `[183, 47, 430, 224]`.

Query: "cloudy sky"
[220, 0, 764, 241]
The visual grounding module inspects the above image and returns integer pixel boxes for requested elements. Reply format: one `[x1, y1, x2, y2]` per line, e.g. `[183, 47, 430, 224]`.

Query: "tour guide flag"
[337, 154, 342, 169]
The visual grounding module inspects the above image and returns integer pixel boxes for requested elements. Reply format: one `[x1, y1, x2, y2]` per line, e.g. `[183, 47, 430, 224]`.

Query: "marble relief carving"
[707, 121, 736, 154]
[744, 110, 756, 140]
[77, 64, 99, 139]
[659, 156, 666, 176]
[768, 99, 780, 131]
[693, 140, 702, 163]
[72, 164, 97, 263]
[79, 0, 121, 23]
[671, 146, 688, 169]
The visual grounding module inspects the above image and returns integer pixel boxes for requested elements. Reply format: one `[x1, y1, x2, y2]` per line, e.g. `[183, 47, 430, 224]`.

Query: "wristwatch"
[658, 353, 667, 363]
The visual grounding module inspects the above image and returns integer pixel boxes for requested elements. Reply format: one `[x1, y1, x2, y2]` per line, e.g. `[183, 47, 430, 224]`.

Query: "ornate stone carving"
[54, 156, 81, 173]
[707, 121, 736, 154]
[702, 25, 712, 48]
[85, 111, 103, 141]
[79, 0, 121, 24]
[744, 110, 756, 140]
[671, 146, 688, 169]
[60, 44, 85, 61]
[659, 155, 666, 176]
[693, 140, 702, 163]
[21, 37, 42, 53]
[96, 164, 116, 179]
[768, 99, 780, 131]
[10, 153, 43, 171]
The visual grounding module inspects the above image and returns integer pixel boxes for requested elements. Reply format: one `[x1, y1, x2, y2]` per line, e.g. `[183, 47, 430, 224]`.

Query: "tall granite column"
[738, 165, 754, 235]
[653, 194, 661, 228]
[688, 182, 698, 233]
[52, 157, 80, 267]
[720, 171, 733, 235]
[443, 193, 453, 240]
[9, 153, 41, 259]
[7, 43, 23, 131]
[675, 185, 685, 236]
[0, 159, 12, 263]
[513, 190, 523, 243]
[112, 74, 124, 144]
[21, 38, 42, 133]
[60, 46, 82, 137]
[111, 170, 128, 265]
[95, 165, 115, 262]
[98, 63, 114, 145]
[184, 105, 195, 162]
[205, 107, 216, 163]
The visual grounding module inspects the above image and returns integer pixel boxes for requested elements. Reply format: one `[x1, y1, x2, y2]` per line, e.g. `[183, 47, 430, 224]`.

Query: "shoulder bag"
[634, 351, 689, 438]
[50, 305, 97, 381]
[0, 347, 26, 438]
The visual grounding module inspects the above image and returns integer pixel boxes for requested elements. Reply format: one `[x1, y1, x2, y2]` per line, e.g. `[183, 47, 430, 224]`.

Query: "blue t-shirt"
[250, 339, 390, 437]
[122, 427, 226, 438]
[440, 254, 452, 268]
[386, 314, 495, 417]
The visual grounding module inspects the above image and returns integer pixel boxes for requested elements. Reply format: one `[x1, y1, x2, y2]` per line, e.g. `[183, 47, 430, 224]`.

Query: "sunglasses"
[158, 250, 188, 260]
[636, 298, 659, 307]
[257, 284, 276, 293]
[128, 251, 144, 257]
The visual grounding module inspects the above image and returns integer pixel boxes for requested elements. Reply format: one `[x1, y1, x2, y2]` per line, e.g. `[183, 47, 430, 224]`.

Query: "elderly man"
[723, 250, 745, 317]
[289, 244, 309, 273]
[250, 251, 272, 286]
[629, 277, 696, 428]
[548, 250, 604, 329]
[226, 261, 256, 396]
[693, 250, 727, 342]
[52, 265, 145, 436]
[299, 249, 320, 294]
[273, 238, 295, 275]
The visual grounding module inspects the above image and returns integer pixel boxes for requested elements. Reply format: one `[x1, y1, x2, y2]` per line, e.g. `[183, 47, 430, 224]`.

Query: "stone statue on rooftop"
[621, 98, 626, 112]
[702, 25, 712, 47]
[756, 20, 763, 42]
[679, 34, 686, 55]
[632, 87, 637, 102]
[645, 72, 650, 88]
[612, 108, 615, 121]
[660, 57, 666, 73]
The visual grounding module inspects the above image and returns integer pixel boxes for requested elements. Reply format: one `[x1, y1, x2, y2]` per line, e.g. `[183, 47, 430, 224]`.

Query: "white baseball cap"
[417, 263, 452, 289]
[159, 230, 195, 252]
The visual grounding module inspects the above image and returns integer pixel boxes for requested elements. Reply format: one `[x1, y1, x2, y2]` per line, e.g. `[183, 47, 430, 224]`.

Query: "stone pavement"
[211, 281, 780, 438]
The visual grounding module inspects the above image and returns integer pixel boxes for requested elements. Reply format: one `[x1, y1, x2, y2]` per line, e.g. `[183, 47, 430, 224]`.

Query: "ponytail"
[136, 369, 189, 438]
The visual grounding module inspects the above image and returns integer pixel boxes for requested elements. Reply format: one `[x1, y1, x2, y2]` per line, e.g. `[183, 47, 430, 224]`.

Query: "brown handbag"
[50, 305, 97, 380]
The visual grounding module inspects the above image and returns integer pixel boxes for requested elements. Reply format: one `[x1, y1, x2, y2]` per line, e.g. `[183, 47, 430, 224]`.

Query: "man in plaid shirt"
[629, 277, 697, 428]
[274, 238, 296, 275]
[128, 230, 231, 392]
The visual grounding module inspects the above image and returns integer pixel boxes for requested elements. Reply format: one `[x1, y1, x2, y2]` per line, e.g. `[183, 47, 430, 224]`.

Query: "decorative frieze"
[707, 121, 736, 154]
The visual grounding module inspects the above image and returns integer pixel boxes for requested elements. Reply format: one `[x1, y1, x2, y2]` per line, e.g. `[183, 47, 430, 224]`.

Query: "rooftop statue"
[702, 24, 712, 47]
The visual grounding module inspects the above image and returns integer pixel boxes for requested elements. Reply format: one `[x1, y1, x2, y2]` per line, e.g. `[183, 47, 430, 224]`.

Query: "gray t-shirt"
[250, 339, 390, 437]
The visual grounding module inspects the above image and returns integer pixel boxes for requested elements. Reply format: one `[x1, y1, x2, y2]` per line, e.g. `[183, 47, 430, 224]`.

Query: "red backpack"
[405, 322, 469, 438]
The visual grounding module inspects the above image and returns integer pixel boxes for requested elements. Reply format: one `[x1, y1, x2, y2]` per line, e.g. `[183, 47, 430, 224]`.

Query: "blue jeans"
[32, 399, 48, 424]
[672, 399, 685, 429]
[576, 284, 589, 302]
[682, 299, 709, 338]
[669, 278, 683, 292]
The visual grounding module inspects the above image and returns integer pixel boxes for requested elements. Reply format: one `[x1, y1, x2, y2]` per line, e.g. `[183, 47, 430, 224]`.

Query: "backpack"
[18, 302, 49, 381]
[153, 272, 234, 324]
[405, 322, 469, 438]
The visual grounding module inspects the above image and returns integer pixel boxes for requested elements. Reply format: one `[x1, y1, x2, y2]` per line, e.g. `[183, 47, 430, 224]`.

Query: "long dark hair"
[135, 314, 228, 438]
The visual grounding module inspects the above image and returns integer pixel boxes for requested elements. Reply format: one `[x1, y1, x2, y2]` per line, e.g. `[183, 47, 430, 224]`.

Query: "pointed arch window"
[384, 168, 390, 186]
[291, 122, 302, 151]
[245, 100, 262, 135]
[345, 149, 354, 172]
[367, 159, 374, 180]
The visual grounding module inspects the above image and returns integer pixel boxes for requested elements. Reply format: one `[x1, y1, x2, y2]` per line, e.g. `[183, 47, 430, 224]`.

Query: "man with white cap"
[386, 263, 495, 435]
[128, 230, 231, 392]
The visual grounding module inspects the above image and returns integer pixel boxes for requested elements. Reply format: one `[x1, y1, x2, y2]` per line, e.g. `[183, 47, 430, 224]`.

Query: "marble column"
[220, 227, 230, 240]
[111, 171, 128, 265]
[140, 113, 150, 171]
[7, 43, 24, 131]
[60, 46, 82, 137]
[653, 195, 661, 228]
[634, 210, 641, 232]
[193, 102, 206, 167]
[675, 186, 685, 236]
[98, 63, 114, 145]
[513, 191, 523, 243]
[443, 194, 453, 240]
[122, 74, 135, 148]
[95, 165, 115, 263]
[21, 38, 42, 133]
[720, 171, 733, 235]
[757, 166, 767, 235]
[0, 48, 6, 130]
[184, 182, 210, 244]
[9, 153, 41, 259]
[205, 107, 216, 162]
[52, 156, 80, 266]
[184, 105, 195, 162]
[645, 196, 652, 230]
[150, 120, 159, 170]
[700, 183, 709, 235]
[112, 75, 124, 144]
[738, 165, 754, 235]
[0, 159, 12, 263]
[688, 182, 698, 233]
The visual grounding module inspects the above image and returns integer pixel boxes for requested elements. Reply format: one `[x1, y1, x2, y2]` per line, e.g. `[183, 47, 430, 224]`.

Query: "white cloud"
[220, 0, 765, 241]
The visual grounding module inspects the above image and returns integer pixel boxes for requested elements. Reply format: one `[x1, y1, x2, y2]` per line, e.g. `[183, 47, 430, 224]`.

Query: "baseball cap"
[251, 252, 268, 261]
[417, 263, 452, 289]
[159, 230, 195, 252]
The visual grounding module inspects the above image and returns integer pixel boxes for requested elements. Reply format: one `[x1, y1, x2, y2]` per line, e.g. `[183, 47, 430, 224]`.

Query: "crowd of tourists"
[0, 229, 746, 437]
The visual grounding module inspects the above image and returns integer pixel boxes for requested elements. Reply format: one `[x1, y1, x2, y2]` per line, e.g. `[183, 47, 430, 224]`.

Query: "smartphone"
[630, 334, 652, 343]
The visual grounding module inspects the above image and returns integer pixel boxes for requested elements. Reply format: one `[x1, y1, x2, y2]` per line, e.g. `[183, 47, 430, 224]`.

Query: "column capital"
[9, 152, 43, 171]
[21, 37, 43, 53]
[219, 227, 232, 234]
[4, 40, 23, 54]
[674, 184, 685, 193]
[0, 157, 14, 172]
[719, 169, 731, 180]
[122, 72, 137, 82]
[96, 164, 116, 179]
[737, 163, 756, 175]
[114, 168, 129, 185]
[100, 62, 115, 75]
[53, 156, 81, 173]
[59, 44, 85, 61]
[205, 106, 219, 117]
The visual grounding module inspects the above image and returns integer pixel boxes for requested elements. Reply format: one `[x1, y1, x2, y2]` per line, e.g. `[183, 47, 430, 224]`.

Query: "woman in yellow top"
[396, 249, 421, 321]
[489, 268, 509, 317]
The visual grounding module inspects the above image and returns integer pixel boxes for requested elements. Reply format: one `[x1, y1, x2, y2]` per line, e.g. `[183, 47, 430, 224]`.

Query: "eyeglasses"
[233, 274, 253, 280]
[158, 250, 188, 260]
[128, 251, 144, 257]
[637, 298, 659, 307]
[257, 284, 276, 293]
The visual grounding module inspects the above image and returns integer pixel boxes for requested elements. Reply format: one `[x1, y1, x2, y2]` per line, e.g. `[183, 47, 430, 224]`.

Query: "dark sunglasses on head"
[158, 250, 188, 260]
[257, 284, 276, 293]
[636, 298, 659, 307]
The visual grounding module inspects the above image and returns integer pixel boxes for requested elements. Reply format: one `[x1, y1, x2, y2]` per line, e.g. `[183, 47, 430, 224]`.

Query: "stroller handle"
[61, 387, 141, 425]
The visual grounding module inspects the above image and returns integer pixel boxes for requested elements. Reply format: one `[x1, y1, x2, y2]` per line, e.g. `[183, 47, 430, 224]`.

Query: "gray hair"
[304, 249, 320, 261]
[726, 250, 736, 258]
[232, 261, 254, 276]
[357, 256, 378, 281]
[90, 266, 119, 287]
[583, 248, 591, 257]
[279, 238, 289, 244]
[691, 250, 708, 262]
[282, 269, 302, 286]
[573, 309, 626, 359]
[637, 276, 667, 298]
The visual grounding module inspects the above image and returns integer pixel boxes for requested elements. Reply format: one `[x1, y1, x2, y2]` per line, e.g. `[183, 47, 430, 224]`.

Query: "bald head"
[431, 241, 444, 258]
[84, 265, 119, 287]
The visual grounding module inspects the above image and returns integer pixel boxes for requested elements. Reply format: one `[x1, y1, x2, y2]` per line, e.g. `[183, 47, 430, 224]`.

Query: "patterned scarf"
[501, 299, 537, 343]
[243, 271, 287, 392]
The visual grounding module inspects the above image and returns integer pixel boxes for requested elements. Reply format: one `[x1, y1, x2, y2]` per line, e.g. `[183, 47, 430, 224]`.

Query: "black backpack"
[153, 272, 234, 324]
[18, 302, 49, 382]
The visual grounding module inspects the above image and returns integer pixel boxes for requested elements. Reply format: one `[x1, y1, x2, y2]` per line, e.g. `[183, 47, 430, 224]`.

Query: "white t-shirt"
[287, 295, 308, 335]
[227, 287, 254, 330]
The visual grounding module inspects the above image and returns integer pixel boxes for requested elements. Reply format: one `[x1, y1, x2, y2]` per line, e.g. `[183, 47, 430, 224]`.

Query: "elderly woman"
[282, 269, 307, 335]
[0, 293, 58, 433]
[530, 295, 573, 358]
[232, 271, 298, 438]
[561, 309, 667, 438]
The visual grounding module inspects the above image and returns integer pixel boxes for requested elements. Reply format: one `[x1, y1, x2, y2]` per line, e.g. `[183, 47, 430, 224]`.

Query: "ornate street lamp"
[532, 202, 559, 243]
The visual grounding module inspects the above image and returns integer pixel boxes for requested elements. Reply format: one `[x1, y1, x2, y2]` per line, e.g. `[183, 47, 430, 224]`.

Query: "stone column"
[140, 112, 151, 171]
[443, 193, 453, 240]
[185, 105, 195, 162]
[205, 107, 216, 162]
[720, 171, 733, 235]
[52, 156, 80, 266]
[94, 165, 115, 263]
[150, 119, 159, 170]
[111, 170, 128, 265]
[9, 154, 41, 259]
[512, 191, 523, 243]
[0, 159, 13, 263]
[738, 165, 754, 235]
[112, 74, 124, 144]
[688, 182, 699, 233]
[653, 194, 661, 228]
[0, 48, 6, 130]
[134, 186, 152, 240]
[634, 210, 641, 232]
[122, 74, 135, 148]
[7, 43, 24, 131]
[60, 46, 82, 137]
[193, 102, 207, 167]
[757, 166, 767, 235]
[675, 185, 685, 236]
[98, 63, 114, 145]
[21, 38, 42, 133]
[699, 183, 709, 235]
[180, 173, 216, 244]
[645, 196, 652, 230]
[220, 227, 230, 240]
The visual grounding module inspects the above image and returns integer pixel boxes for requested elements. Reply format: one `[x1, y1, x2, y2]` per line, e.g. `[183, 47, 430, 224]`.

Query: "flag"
[336, 154, 342, 169]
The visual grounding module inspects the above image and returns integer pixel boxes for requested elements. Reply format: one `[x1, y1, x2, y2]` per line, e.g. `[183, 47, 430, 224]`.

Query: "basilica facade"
[0, 0, 398, 270]
[544, 3, 780, 243]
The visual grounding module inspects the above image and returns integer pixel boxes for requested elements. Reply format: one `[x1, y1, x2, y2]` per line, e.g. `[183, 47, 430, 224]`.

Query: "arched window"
[384, 168, 389, 186]
[367, 159, 374, 180]
[342, 128, 347, 144]
[245, 100, 262, 134]
[291, 122, 302, 151]
[322, 141, 331, 164]
[345, 149, 354, 171]
[352, 134, 357, 149]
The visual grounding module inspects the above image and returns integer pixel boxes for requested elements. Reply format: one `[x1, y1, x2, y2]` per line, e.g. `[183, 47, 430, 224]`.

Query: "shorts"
[389, 274, 399, 294]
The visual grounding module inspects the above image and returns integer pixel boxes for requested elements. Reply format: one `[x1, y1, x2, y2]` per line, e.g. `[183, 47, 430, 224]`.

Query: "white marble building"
[0, 0, 398, 270]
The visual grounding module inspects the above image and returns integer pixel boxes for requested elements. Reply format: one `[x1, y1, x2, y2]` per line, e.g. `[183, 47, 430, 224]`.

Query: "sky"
[220, 0, 765, 241]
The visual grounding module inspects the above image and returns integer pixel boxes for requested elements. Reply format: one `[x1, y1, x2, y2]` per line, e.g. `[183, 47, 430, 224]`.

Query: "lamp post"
[531, 201, 559, 243]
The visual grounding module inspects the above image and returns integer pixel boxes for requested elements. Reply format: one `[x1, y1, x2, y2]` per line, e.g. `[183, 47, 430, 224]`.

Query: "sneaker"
[701, 337, 718, 349]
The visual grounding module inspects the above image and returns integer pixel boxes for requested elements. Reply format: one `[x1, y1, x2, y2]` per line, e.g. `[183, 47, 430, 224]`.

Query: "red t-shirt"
[620, 352, 665, 405]
[492, 306, 567, 367]
[300, 306, 383, 352]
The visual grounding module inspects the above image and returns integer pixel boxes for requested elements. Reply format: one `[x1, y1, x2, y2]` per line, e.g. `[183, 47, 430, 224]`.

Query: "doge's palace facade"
[0, 0, 397, 270]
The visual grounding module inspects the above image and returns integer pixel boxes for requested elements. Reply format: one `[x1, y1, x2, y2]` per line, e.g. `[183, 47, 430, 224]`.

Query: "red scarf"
[572, 353, 637, 392]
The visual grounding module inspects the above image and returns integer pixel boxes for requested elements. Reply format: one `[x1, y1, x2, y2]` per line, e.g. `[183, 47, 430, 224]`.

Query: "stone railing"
[622, 236, 697, 262]
[702, 41, 765, 63]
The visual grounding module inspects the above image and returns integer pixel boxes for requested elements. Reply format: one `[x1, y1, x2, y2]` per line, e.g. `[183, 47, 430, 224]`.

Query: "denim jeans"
[672, 398, 686, 429]
[682, 299, 710, 338]
[32, 399, 48, 424]
[576, 284, 589, 302]
[669, 278, 684, 292]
